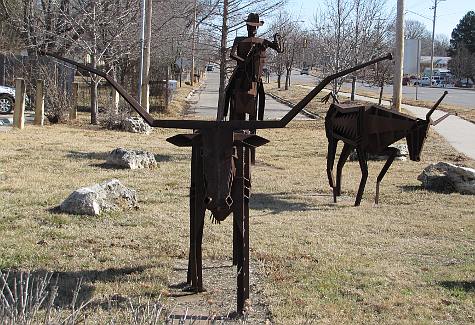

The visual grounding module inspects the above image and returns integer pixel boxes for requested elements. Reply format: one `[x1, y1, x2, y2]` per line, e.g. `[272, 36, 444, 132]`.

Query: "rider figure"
[220, 13, 283, 121]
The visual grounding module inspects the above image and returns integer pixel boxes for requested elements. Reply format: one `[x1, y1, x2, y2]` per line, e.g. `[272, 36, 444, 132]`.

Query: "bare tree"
[314, 0, 392, 97]
[405, 19, 429, 40]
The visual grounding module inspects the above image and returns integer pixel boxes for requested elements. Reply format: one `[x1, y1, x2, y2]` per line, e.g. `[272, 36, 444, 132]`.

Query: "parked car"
[300, 67, 309, 75]
[0, 85, 16, 114]
[454, 78, 474, 88]
[0, 85, 31, 114]
[413, 77, 437, 87]
[206, 64, 214, 72]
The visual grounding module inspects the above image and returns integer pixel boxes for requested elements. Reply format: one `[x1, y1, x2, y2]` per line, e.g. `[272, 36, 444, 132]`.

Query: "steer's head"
[406, 91, 449, 161]
[167, 128, 268, 222]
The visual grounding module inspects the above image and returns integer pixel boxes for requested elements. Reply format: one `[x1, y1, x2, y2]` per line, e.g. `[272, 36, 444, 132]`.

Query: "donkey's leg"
[375, 147, 398, 204]
[326, 138, 338, 202]
[355, 148, 368, 206]
[336, 143, 354, 200]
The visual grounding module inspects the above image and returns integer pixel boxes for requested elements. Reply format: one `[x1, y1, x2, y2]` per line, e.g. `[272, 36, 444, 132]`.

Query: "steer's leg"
[195, 197, 206, 292]
[234, 145, 249, 314]
[335, 143, 354, 201]
[375, 147, 398, 204]
[187, 143, 206, 292]
[355, 148, 368, 206]
[187, 145, 198, 288]
[326, 138, 338, 202]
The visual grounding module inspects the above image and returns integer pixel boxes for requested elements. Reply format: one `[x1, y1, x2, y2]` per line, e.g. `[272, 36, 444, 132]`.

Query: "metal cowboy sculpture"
[218, 13, 283, 121]
[42, 50, 392, 314]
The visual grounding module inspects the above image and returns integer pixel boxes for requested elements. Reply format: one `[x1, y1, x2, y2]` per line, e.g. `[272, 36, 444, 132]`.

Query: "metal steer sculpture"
[325, 91, 449, 206]
[43, 51, 392, 314]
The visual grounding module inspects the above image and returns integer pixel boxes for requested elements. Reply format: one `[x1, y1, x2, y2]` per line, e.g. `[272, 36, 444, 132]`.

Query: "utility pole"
[217, 0, 228, 120]
[190, 0, 197, 86]
[141, 0, 152, 112]
[138, 0, 146, 105]
[392, 0, 404, 112]
[430, 0, 444, 87]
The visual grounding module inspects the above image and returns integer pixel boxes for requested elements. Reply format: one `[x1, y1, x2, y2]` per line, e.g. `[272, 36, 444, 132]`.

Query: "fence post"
[70, 82, 78, 120]
[112, 87, 119, 115]
[34, 79, 45, 126]
[13, 78, 26, 129]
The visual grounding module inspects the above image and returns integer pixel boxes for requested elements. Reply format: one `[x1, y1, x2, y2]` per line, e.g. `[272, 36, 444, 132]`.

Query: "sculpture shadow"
[1, 266, 148, 308]
[439, 280, 475, 293]
[251, 192, 316, 214]
[399, 185, 454, 194]
[66, 150, 109, 161]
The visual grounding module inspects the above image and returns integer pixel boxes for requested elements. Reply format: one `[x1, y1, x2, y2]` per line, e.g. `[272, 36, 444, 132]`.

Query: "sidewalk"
[298, 85, 475, 160]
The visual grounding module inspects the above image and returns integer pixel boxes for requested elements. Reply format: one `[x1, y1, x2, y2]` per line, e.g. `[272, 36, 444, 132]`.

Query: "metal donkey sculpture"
[43, 51, 392, 314]
[325, 91, 449, 206]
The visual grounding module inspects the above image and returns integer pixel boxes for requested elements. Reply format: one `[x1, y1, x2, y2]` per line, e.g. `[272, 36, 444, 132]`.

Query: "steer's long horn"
[426, 91, 448, 121]
[42, 51, 393, 130]
[41, 51, 156, 127]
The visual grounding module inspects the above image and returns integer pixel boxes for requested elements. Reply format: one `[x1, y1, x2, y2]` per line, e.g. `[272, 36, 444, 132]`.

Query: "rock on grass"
[418, 162, 475, 194]
[60, 179, 137, 216]
[107, 148, 157, 169]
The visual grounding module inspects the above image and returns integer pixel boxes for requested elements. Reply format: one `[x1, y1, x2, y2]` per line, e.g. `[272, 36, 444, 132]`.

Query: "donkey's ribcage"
[331, 111, 359, 143]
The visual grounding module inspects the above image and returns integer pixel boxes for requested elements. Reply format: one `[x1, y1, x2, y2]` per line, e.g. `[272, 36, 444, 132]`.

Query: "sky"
[285, 0, 474, 38]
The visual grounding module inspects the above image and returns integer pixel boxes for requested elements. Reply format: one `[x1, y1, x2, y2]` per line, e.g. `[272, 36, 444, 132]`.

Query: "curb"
[266, 93, 322, 119]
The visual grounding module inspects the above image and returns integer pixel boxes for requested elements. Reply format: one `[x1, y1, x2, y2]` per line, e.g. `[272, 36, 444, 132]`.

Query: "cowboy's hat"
[245, 13, 264, 27]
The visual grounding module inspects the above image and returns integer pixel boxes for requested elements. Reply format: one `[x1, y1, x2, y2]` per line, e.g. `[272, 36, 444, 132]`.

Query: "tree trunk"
[217, 0, 228, 119]
[285, 68, 291, 90]
[351, 76, 356, 101]
[90, 54, 98, 124]
[277, 74, 281, 88]
[0, 54, 5, 85]
[378, 80, 384, 105]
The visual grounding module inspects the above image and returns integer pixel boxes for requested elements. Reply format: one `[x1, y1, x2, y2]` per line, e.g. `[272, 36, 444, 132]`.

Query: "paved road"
[189, 70, 309, 120]
[274, 69, 475, 109]
[0, 113, 35, 131]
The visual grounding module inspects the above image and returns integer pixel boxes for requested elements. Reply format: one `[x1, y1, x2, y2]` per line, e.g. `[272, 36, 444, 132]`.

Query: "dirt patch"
[166, 259, 272, 324]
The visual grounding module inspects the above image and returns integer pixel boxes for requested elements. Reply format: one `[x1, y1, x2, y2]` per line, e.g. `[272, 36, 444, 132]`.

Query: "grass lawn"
[0, 83, 474, 323]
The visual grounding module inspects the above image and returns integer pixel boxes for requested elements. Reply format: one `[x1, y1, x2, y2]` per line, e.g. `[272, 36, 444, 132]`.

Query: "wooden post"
[34, 79, 45, 126]
[112, 87, 120, 116]
[70, 82, 78, 120]
[13, 78, 26, 129]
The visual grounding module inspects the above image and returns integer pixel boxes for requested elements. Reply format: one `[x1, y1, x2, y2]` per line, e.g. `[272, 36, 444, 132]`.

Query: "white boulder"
[122, 117, 152, 134]
[60, 179, 137, 216]
[107, 148, 157, 169]
[418, 162, 475, 194]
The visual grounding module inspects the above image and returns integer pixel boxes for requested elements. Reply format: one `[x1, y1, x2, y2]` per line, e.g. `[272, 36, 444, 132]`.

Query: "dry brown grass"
[0, 113, 474, 323]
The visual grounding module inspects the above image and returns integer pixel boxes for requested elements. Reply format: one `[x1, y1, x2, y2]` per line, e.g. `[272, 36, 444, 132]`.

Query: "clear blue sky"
[285, 0, 474, 38]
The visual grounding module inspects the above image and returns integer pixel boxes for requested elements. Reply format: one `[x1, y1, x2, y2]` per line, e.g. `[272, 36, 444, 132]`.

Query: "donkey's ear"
[234, 134, 269, 148]
[166, 134, 200, 147]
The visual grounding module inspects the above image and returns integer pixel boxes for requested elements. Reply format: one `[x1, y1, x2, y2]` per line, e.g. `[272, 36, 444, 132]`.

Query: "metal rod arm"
[280, 53, 393, 125]
[426, 90, 448, 120]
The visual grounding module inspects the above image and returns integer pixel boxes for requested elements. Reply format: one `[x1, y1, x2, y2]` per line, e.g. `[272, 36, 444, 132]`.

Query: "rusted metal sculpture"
[42, 51, 392, 314]
[218, 13, 283, 163]
[219, 13, 283, 121]
[325, 91, 449, 206]
[167, 130, 267, 312]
